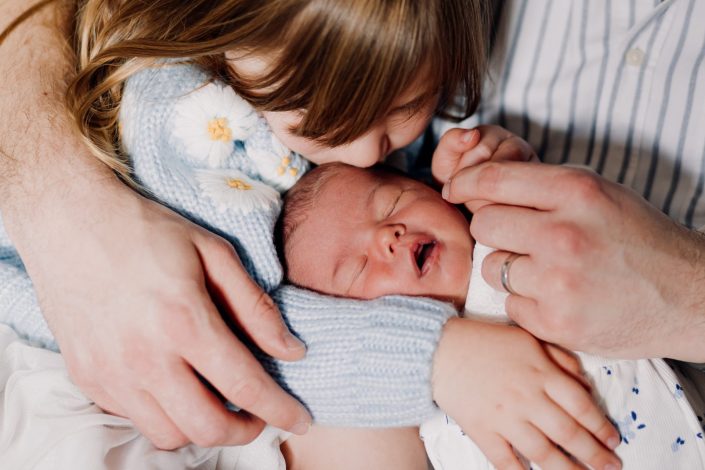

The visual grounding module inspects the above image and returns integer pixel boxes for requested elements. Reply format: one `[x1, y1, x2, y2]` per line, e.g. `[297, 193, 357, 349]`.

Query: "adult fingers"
[470, 204, 549, 254]
[530, 400, 621, 470]
[546, 374, 622, 452]
[504, 295, 563, 344]
[442, 160, 592, 209]
[196, 233, 306, 361]
[151, 360, 265, 447]
[481, 250, 537, 299]
[185, 306, 312, 434]
[470, 431, 524, 470]
[111, 387, 189, 450]
[431, 127, 481, 183]
[504, 422, 580, 470]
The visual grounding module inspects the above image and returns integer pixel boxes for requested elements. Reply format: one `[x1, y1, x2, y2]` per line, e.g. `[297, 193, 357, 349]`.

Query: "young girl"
[0, 1, 618, 468]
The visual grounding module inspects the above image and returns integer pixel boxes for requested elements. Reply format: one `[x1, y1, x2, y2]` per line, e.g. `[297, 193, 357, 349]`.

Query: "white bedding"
[0, 325, 286, 470]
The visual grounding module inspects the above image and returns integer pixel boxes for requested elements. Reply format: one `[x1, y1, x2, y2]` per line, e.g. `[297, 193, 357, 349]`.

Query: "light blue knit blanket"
[0, 63, 455, 426]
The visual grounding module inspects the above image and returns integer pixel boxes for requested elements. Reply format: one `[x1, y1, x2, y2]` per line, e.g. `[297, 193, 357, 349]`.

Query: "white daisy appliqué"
[195, 169, 280, 214]
[173, 83, 258, 168]
[245, 134, 306, 192]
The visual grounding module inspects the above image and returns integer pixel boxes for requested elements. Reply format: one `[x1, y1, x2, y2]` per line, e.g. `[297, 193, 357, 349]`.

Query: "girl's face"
[262, 89, 435, 167]
[228, 53, 436, 167]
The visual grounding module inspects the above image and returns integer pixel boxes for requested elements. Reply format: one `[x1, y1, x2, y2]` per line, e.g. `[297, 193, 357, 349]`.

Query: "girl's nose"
[346, 127, 390, 167]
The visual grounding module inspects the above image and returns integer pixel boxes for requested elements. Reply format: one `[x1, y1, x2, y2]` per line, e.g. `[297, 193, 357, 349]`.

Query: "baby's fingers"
[471, 431, 524, 470]
[431, 127, 480, 183]
[543, 344, 591, 390]
[531, 399, 621, 470]
[547, 374, 622, 454]
[505, 422, 580, 470]
[492, 135, 538, 163]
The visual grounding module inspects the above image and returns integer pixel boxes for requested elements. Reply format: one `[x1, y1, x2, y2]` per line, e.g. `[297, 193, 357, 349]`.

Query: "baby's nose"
[375, 224, 406, 257]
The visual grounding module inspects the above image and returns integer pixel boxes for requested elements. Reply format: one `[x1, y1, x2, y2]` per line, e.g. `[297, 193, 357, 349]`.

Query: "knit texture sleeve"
[259, 286, 457, 427]
[120, 63, 292, 292]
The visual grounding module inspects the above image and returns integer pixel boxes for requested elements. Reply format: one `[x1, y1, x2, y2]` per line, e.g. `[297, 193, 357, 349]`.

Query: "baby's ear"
[431, 128, 480, 184]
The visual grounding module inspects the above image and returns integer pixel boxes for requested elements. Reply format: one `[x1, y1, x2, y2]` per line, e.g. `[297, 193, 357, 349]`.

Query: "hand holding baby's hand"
[433, 317, 621, 470]
[432, 126, 537, 212]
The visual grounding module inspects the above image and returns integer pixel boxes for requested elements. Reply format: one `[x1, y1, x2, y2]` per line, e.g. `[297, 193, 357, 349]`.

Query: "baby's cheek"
[363, 271, 412, 299]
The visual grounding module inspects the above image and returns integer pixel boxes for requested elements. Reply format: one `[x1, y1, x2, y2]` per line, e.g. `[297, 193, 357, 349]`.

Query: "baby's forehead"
[323, 165, 415, 194]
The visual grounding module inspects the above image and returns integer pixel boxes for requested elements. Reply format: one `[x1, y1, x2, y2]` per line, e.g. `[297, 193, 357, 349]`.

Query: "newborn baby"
[280, 162, 705, 469]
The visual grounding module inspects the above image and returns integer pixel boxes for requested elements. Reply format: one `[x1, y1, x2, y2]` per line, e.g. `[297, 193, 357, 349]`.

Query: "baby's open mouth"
[414, 241, 437, 275]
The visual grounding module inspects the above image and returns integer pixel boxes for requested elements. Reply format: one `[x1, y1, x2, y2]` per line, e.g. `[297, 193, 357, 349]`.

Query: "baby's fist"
[432, 125, 537, 184]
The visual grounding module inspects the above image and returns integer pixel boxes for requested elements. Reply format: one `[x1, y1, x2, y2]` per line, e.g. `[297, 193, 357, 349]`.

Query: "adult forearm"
[672, 227, 705, 361]
[0, 0, 119, 245]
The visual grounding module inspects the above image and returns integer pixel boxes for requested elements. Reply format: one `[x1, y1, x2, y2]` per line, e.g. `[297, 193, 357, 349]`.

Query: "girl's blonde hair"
[67, 0, 490, 181]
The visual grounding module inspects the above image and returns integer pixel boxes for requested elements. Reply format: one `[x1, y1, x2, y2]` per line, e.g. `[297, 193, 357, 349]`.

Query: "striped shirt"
[443, 0, 705, 228]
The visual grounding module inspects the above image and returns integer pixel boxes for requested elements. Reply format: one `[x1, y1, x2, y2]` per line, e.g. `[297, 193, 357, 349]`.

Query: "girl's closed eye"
[389, 100, 428, 126]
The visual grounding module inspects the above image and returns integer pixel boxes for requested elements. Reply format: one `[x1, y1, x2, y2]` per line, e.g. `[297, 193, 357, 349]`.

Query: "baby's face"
[286, 166, 473, 307]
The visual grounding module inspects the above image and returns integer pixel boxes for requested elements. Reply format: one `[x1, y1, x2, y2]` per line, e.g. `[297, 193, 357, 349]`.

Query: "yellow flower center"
[208, 117, 233, 142]
[226, 178, 252, 190]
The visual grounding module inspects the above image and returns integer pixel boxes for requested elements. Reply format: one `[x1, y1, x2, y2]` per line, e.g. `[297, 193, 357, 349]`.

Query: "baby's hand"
[432, 126, 537, 211]
[433, 317, 621, 470]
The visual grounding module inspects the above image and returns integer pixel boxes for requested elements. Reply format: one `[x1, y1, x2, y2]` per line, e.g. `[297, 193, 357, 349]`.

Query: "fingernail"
[442, 183, 450, 200]
[289, 421, 311, 435]
[461, 129, 476, 143]
[283, 331, 306, 352]
[604, 463, 620, 470]
[607, 435, 620, 450]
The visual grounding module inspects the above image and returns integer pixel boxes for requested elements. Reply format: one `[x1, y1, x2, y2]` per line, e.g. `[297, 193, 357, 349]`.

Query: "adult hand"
[8, 181, 311, 449]
[442, 161, 705, 361]
[433, 317, 621, 470]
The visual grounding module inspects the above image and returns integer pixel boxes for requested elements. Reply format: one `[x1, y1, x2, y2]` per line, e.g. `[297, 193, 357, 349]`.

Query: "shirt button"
[625, 48, 645, 66]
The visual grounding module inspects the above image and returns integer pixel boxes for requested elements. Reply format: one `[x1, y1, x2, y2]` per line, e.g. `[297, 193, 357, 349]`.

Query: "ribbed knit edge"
[263, 286, 457, 427]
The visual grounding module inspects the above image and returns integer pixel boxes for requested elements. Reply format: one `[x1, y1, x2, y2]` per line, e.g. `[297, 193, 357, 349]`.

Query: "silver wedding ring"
[500, 253, 522, 295]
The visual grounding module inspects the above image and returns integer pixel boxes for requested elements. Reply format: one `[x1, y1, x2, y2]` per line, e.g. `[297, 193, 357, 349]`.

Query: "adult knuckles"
[563, 171, 609, 207]
[546, 222, 588, 258]
[155, 297, 208, 344]
[542, 267, 580, 299]
[221, 422, 263, 446]
[207, 235, 238, 260]
[190, 417, 231, 447]
[226, 374, 264, 410]
[249, 290, 279, 324]
[531, 299, 575, 338]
